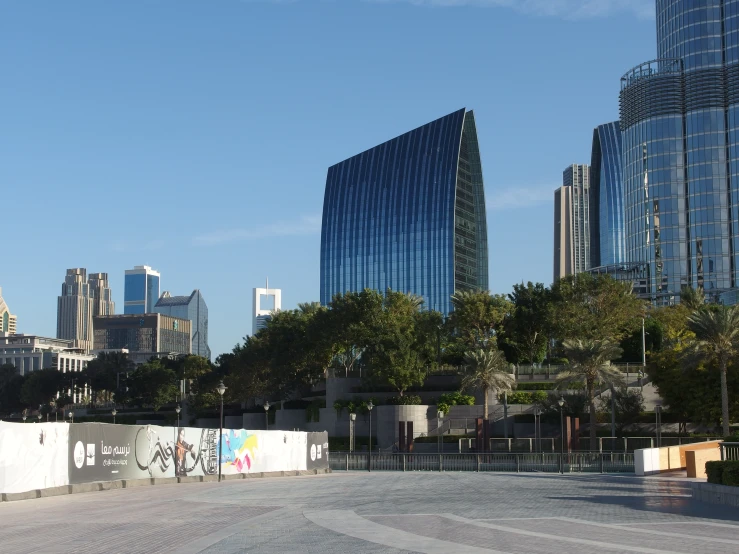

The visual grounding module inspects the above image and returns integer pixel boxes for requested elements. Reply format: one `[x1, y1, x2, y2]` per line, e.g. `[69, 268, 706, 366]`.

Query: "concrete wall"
[635, 441, 722, 476]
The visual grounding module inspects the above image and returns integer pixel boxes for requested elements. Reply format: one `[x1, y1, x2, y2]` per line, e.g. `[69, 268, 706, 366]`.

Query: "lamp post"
[175, 405, 181, 428]
[558, 396, 565, 474]
[216, 381, 227, 482]
[349, 413, 356, 452]
[22, 414, 26, 423]
[503, 391, 509, 440]
[112, 408, 117, 424]
[68, 411, 73, 424]
[437, 410, 444, 453]
[534, 406, 541, 452]
[37, 413, 42, 423]
[367, 400, 374, 471]
[655, 404, 662, 448]
[263, 401, 270, 431]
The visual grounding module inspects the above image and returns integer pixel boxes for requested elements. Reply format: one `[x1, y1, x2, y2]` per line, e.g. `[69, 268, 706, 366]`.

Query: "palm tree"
[681, 286, 706, 312]
[558, 339, 624, 451]
[687, 306, 739, 436]
[461, 348, 515, 419]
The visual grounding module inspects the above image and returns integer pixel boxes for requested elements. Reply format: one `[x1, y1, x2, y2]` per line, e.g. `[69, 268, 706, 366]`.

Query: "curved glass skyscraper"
[590, 122, 624, 267]
[320, 109, 489, 315]
[620, 0, 739, 300]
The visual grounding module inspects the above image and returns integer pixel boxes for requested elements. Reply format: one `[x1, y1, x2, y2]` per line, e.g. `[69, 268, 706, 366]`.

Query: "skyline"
[1, 0, 656, 358]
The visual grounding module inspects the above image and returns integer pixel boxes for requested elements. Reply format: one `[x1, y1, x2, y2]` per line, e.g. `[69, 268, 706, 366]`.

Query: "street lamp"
[216, 381, 227, 482]
[37, 413, 42, 423]
[112, 408, 117, 424]
[558, 396, 565, 474]
[437, 410, 444, 453]
[68, 410, 74, 424]
[263, 401, 270, 431]
[349, 412, 356, 452]
[367, 400, 374, 470]
[175, 405, 181, 428]
[534, 406, 541, 452]
[654, 404, 662, 448]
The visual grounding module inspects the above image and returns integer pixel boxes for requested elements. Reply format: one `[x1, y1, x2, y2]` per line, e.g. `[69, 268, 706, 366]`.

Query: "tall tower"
[253, 280, 282, 334]
[563, 164, 591, 274]
[320, 109, 488, 315]
[124, 265, 160, 314]
[0, 287, 17, 334]
[57, 268, 95, 351]
[89, 273, 115, 317]
[553, 186, 573, 281]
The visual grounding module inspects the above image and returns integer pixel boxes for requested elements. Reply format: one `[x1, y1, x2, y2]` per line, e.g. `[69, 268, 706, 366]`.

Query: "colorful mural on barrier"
[0, 422, 328, 494]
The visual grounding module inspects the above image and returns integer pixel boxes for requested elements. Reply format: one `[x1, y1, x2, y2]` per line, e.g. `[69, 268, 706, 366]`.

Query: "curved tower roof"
[320, 109, 489, 315]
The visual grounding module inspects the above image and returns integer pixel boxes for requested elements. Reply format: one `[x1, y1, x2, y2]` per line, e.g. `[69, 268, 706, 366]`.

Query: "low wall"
[634, 441, 722, 476]
[0, 422, 328, 495]
[691, 481, 739, 507]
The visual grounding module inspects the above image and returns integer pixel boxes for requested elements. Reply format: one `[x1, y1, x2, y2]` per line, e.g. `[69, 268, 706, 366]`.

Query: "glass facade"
[154, 290, 210, 360]
[619, 1, 739, 300]
[124, 267, 160, 314]
[590, 122, 625, 267]
[320, 109, 489, 315]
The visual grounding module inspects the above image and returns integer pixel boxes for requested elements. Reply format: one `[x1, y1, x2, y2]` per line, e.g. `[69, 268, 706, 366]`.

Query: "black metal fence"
[329, 452, 635, 473]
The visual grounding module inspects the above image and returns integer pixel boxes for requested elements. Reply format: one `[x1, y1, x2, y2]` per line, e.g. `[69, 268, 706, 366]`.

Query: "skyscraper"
[320, 109, 489, 315]
[619, 0, 739, 300]
[0, 287, 17, 334]
[154, 290, 211, 360]
[57, 268, 115, 351]
[124, 265, 160, 314]
[253, 281, 281, 334]
[553, 165, 590, 280]
[590, 122, 624, 268]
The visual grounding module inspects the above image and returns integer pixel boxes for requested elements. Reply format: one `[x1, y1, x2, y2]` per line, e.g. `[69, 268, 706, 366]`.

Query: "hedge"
[705, 460, 739, 486]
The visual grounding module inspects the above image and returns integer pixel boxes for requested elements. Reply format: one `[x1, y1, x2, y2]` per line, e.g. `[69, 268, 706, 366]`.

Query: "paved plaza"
[1, 472, 739, 553]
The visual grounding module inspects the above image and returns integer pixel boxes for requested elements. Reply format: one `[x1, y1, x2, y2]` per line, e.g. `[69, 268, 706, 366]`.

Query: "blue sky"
[0, 0, 656, 358]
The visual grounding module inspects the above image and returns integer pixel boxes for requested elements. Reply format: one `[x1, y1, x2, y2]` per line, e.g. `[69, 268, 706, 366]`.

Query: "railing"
[329, 452, 635, 473]
[721, 442, 739, 461]
[456, 436, 723, 454]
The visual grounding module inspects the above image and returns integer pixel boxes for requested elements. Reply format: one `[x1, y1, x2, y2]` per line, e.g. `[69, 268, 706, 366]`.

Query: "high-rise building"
[154, 290, 211, 360]
[553, 165, 590, 280]
[124, 265, 160, 314]
[619, 0, 739, 301]
[590, 122, 624, 268]
[93, 313, 191, 364]
[320, 109, 489, 315]
[253, 281, 281, 334]
[553, 185, 573, 281]
[57, 268, 114, 352]
[0, 287, 17, 334]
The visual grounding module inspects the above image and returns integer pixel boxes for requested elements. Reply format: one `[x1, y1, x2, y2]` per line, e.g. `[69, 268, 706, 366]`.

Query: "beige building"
[57, 269, 115, 352]
[554, 164, 590, 281]
[0, 287, 17, 334]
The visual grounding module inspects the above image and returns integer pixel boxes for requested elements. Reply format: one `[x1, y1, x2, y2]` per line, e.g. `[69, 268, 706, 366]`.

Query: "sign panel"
[306, 432, 329, 471]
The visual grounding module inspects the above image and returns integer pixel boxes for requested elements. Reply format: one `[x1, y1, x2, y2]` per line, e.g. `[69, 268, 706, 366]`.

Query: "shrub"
[723, 462, 739, 487]
[531, 391, 548, 403]
[388, 395, 422, 405]
[505, 391, 532, 404]
[516, 383, 556, 391]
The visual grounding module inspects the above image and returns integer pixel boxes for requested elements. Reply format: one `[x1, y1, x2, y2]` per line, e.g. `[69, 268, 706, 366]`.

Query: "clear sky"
[1, 0, 657, 359]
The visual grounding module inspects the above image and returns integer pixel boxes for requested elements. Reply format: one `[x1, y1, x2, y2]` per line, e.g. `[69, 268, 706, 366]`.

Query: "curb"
[0, 468, 332, 503]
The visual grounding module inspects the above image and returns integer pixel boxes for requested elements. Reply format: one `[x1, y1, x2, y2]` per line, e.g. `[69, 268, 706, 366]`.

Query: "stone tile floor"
[1, 472, 738, 553]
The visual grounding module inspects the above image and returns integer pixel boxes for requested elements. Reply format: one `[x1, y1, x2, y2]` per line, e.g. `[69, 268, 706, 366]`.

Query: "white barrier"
[1, 422, 328, 495]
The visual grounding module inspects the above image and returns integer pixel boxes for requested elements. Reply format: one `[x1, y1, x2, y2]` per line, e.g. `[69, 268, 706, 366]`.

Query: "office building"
[553, 165, 590, 280]
[0, 287, 17, 334]
[124, 265, 160, 314]
[320, 109, 489, 315]
[253, 281, 281, 334]
[619, 0, 739, 301]
[93, 314, 191, 363]
[0, 334, 94, 383]
[154, 290, 211, 360]
[57, 269, 114, 352]
[590, 122, 624, 268]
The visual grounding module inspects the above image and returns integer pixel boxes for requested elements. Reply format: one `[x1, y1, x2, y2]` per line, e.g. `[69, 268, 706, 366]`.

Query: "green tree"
[598, 387, 645, 436]
[83, 351, 133, 403]
[558, 339, 624, 450]
[686, 306, 739, 436]
[461, 347, 515, 419]
[506, 282, 551, 364]
[0, 364, 24, 415]
[127, 359, 178, 410]
[20, 368, 64, 409]
[681, 285, 707, 312]
[449, 290, 512, 350]
[550, 273, 644, 342]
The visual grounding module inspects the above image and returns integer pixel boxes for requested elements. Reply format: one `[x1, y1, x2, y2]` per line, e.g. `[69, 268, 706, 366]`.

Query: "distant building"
[154, 290, 210, 360]
[589, 122, 624, 268]
[253, 281, 281, 334]
[57, 269, 115, 352]
[93, 313, 191, 364]
[124, 265, 160, 315]
[554, 165, 590, 280]
[320, 108, 489, 315]
[0, 287, 17, 334]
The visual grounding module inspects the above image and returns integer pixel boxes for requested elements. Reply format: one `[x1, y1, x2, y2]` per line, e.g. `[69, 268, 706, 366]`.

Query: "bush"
[704, 461, 739, 486]
[387, 395, 422, 405]
[505, 391, 532, 404]
[516, 383, 556, 391]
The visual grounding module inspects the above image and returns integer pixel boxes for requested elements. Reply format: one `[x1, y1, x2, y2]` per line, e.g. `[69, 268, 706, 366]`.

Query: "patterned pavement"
[1, 472, 738, 553]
